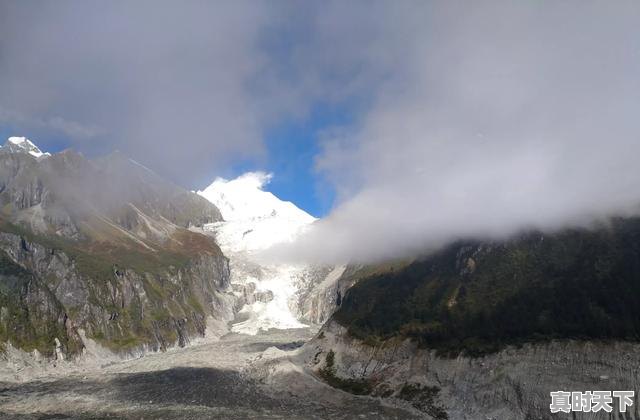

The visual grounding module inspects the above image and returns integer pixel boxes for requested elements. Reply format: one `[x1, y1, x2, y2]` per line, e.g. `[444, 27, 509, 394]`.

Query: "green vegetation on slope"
[317, 350, 373, 395]
[0, 149, 226, 356]
[0, 251, 82, 356]
[334, 217, 640, 356]
[398, 383, 448, 419]
[0, 219, 222, 355]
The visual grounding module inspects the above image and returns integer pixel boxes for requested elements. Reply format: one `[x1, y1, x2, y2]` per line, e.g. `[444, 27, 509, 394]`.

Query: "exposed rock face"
[0, 248, 77, 358]
[295, 261, 417, 326]
[295, 265, 350, 325]
[0, 230, 233, 359]
[304, 321, 640, 420]
[0, 139, 236, 359]
[0, 147, 222, 241]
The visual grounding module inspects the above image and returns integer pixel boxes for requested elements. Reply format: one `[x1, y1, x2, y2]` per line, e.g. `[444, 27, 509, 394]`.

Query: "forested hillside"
[334, 217, 640, 355]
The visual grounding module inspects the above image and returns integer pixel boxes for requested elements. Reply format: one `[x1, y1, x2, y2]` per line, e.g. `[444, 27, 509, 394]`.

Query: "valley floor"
[0, 329, 419, 419]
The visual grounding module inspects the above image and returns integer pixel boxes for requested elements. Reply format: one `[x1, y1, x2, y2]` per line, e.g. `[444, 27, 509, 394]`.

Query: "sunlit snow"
[5, 136, 51, 158]
[198, 172, 315, 334]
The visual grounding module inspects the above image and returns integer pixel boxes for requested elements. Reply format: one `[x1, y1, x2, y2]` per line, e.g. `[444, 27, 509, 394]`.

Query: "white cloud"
[3, 1, 640, 265]
[271, 1, 640, 264]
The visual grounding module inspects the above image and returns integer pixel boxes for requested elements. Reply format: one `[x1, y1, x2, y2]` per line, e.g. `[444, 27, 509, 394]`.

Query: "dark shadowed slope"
[334, 217, 640, 356]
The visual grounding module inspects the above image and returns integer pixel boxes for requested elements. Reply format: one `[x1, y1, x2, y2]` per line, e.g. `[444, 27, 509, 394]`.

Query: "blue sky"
[0, 2, 367, 220]
[224, 104, 354, 218]
[0, 105, 344, 218]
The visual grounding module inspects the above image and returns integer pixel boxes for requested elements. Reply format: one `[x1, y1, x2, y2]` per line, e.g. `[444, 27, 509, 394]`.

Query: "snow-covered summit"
[198, 172, 318, 334]
[198, 172, 314, 224]
[3, 136, 51, 159]
[197, 172, 315, 252]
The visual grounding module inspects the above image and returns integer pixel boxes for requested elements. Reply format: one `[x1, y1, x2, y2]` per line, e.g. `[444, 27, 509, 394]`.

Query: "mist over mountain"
[265, 1, 640, 264]
[0, 137, 232, 356]
[2, 2, 640, 418]
[3, 2, 639, 266]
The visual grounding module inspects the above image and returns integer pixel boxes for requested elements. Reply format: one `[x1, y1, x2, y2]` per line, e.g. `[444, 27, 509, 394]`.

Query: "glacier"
[197, 172, 316, 334]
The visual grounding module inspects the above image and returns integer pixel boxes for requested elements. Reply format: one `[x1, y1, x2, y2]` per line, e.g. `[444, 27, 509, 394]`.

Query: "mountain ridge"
[1, 137, 51, 159]
[333, 217, 640, 355]
[0, 137, 233, 357]
[300, 216, 640, 418]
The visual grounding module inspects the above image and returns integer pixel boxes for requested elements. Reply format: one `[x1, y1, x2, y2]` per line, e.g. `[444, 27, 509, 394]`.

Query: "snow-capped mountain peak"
[198, 172, 314, 224]
[198, 172, 319, 334]
[3, 136, 51, 159]
[197, 172, 315, 253]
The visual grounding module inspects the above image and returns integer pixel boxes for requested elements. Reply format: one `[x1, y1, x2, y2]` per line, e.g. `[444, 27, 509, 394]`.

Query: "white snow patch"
[198, 171, 314, 225]
[5, 136, 51, 158]
[198, 172, 316, 334]
[230, 263, 308, 334]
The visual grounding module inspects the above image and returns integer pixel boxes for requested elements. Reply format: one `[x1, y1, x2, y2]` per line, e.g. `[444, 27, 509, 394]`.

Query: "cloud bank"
[0, 1, 288, 185]
[0, 1, 390, 187]
[272, 1, 640, 263]
[2, 1, 640, 264]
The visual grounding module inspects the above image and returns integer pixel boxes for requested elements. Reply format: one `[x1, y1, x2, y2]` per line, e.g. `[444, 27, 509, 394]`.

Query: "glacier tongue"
[198, 172, 315, 334]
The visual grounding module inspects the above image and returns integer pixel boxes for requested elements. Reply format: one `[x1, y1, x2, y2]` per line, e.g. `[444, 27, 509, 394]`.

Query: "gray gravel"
[0, 329, 419, 419]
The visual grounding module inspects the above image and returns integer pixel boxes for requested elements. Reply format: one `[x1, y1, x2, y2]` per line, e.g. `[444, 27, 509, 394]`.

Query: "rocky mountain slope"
[304, 217, 640, 418]
[302, 321, 640, 419]
[0, 137, 234, 359]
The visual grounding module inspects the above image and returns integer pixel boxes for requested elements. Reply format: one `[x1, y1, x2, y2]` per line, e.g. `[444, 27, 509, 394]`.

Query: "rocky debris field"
[0, 329, 420, 419]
